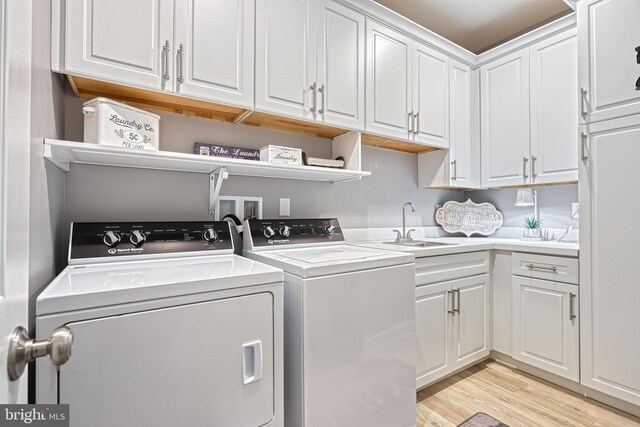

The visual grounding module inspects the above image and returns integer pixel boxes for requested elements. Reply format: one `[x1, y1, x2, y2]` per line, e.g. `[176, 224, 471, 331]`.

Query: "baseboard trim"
[490, 351, 640, 418]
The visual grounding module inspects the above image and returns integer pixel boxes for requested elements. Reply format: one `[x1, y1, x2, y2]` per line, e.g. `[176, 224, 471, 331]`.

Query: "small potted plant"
[522, 216, 542, 241]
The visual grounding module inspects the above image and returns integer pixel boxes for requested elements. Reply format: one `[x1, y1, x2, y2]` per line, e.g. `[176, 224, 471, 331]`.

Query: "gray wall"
[29, 0, 66, 326]
[464, 185, 578, 229]
[64, 94, 463, 229]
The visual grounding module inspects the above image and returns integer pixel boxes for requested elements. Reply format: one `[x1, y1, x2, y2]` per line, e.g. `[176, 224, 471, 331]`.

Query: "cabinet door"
[578, 0, 640, 124]
[58, 294, 275, 427]
[365, 20, 412, 141]
[449, 59, 475, 187]
[580, 115, 640, 406]
[174, 0, 254, 108]
[412, 42, 449, 147]
[65, 0, 174, 91]
[255, 0, 316, 120]
[530, 29, 578, 184]
[416, 282, 453, 389]
[512, 277, 579, 381]
[481, 49, 530, 187]
[315, 0, 365, 130]
[451, 274, 489, 369]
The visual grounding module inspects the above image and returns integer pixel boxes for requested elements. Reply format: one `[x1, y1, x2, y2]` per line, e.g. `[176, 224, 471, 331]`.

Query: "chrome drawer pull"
[453, 289, 460, 315]
[447, 290, 455, 315]
[526, 263, 557, 273]
[569, 292, 577, 321]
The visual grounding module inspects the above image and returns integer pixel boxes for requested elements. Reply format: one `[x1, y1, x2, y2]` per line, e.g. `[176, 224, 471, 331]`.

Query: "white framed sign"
[435, 199, 503, 236]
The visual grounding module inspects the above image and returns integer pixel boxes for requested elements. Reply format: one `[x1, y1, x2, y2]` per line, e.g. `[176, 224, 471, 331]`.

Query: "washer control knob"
[279, 226, 291, 237]
[102, 231, 121, 247]
[324, 225, 336, 236]
[263, 226, 275, 238]
[129, 230, 146, 246]
[203, 228, 218, 243]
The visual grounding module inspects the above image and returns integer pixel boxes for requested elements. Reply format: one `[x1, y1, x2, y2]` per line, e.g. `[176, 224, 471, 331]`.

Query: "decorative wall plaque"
[435, 199, 503, 237]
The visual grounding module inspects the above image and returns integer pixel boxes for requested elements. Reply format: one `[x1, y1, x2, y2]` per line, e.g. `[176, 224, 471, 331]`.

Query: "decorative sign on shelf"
[435, 199, 503, 237]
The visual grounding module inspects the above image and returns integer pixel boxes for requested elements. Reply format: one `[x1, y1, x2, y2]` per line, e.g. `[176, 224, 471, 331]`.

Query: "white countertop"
[351, 237, 579, 258]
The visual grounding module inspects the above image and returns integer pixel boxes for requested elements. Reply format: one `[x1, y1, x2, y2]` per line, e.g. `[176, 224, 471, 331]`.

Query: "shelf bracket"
[209, 167, 229, 215]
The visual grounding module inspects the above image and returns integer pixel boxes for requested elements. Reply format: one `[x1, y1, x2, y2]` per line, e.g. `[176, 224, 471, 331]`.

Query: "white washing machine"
[36, 221, 284, 427]
[243, 218, 416, 427]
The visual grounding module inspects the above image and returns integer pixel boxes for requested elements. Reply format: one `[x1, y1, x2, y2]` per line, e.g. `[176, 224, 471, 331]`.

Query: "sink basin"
[383, 241, 456, 247]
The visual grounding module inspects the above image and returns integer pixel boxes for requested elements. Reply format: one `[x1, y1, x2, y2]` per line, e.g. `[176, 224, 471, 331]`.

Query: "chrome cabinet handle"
[318, 84, 325, 114]
[413, 111, 419, 135]
[526, 263, 557, 272]
[162, 40, 170, 80]
[309, 83, 317, 113]
[580, 88, 588, 117]
[581, 132, 588, 161]
[408, 111, 413, 135]
[176, 44, 185, 84]
[7, 325, 73, 381]
[569, 292, 577, 321]
[531, 155, 537, 181]
[453, 289, 460, 314]
[523, 157, 529, 180]
[448, 290, 455, 315]
[451, 160, 457, 181]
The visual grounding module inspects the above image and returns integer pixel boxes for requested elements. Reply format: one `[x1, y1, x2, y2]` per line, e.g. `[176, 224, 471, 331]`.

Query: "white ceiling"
[373, 0, 573, 54]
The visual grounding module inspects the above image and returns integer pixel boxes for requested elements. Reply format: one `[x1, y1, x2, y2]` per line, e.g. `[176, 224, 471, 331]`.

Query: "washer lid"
[36, 254, 283, 315]
[244, 245, 414, 278]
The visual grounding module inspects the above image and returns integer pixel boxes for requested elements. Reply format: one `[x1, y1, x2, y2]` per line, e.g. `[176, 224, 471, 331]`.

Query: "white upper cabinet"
[481, 49, 530, 187]
[64, 0, 174, 92]
[366, 21, 451, 147]
[418, 61, 478, 189]
[529, 29, 578, 184]
[255, 0, 316, 120]
[578, 0, 640, 124]
[413, 43, 449, 147]
[365, 20, 413, 140]
[174, 0, 254, 108]
[255, 0, 365, 129]
[315, 0, 365, 129]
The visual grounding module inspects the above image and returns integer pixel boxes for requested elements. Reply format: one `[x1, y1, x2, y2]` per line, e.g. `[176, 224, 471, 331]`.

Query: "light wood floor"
[417, 360, 640, 427]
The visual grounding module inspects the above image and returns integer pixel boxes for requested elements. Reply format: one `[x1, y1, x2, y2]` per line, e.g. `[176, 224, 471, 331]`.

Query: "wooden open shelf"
[68, 75, 444, 155]
[68, 76, 247, 123]
[361, 133, 440, 154]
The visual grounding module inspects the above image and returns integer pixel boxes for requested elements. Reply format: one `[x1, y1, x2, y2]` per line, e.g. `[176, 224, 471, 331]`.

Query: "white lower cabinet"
[416, 274, 489, 389]
[512, 276, 579, 381]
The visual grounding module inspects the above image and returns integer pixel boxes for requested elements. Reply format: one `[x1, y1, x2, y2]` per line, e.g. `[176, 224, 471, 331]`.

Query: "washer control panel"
[245, 218, 344, 248]
[69, 221, 233, 262]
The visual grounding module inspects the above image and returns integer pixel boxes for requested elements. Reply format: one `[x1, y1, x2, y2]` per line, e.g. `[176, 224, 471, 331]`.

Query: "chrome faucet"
[393, 202, 416, 243]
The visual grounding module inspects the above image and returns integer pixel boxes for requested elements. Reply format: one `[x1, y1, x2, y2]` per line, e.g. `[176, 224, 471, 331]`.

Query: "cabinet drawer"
[512, 252, 578, 284]
[415, 251, 489, 286]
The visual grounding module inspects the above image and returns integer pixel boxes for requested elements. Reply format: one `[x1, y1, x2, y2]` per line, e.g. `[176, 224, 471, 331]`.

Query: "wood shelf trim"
[43, 139, 371, 183]
[362, 133, 441, 154]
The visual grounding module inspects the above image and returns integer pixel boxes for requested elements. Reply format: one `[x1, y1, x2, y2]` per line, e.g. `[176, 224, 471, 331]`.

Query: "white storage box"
[260, 145, 302, 165]
[82, 97, 160, 150]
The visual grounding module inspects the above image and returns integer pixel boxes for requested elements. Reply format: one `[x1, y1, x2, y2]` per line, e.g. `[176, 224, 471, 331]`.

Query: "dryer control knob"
[102, 231, 121, 247]
[203, 228, 218, 243]
[129, 230, 146, 246]
[263, 226, 275, 238]
[279, 226, 291, 237]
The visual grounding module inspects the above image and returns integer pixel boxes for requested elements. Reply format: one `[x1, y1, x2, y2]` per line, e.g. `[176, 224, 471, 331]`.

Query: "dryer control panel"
[69, 221, 233, 264]
[244, 218, 344, 250]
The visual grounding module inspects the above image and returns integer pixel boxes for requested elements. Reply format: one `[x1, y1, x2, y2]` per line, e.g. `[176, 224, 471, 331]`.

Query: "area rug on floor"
[457, 412, 509, 427]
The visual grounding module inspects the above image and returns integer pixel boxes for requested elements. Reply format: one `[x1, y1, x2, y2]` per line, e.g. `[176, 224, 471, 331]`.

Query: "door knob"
[7, 325, 73, 381]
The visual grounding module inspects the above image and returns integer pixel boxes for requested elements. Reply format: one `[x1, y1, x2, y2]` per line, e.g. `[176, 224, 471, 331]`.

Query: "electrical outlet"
[572, 202, 579, 218]
[279, 198, 290, 217]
